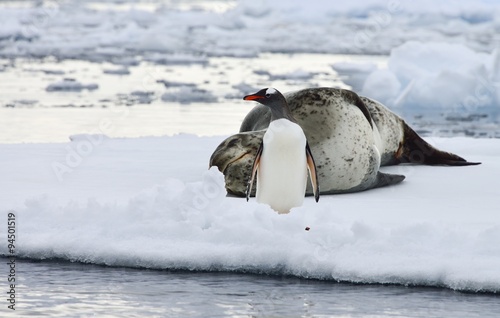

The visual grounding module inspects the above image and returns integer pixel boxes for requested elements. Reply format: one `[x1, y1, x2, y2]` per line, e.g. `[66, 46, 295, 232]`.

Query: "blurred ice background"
[0, 0, 499, 142]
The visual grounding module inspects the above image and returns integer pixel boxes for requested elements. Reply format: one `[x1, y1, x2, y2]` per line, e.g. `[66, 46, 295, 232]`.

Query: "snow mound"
[1, 135, 499, 293]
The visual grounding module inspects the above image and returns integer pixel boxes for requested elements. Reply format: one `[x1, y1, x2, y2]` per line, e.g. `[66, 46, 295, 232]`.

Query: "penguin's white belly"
[256, 119, 307, 213]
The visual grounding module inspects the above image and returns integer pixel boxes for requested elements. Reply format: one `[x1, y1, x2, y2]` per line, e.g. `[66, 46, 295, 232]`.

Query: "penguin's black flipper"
[246, 142, 263, 201]
[306, 143, 320, 202]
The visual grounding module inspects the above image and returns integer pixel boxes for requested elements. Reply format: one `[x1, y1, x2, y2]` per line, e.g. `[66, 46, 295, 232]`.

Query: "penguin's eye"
[265, 93, 271, 98]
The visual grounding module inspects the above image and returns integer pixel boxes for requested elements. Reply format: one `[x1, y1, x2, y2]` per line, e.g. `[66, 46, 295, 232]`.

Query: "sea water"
[2, 258, 500, 317]
[1, 54, 498, 144]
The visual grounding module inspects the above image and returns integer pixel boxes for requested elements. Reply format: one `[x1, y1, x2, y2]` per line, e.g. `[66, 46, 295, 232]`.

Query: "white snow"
[1, 134, 499, 292]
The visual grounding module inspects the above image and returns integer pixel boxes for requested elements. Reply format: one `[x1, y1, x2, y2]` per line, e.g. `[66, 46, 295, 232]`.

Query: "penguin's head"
[243, 87, 281, 105]
[243, 88, 295, 122]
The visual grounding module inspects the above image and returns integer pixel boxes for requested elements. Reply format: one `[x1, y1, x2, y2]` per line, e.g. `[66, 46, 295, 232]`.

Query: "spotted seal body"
[210, 87, 479, 197]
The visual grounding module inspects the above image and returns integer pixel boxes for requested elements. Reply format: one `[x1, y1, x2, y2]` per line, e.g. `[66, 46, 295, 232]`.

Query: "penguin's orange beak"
[243, 94, 262, 101]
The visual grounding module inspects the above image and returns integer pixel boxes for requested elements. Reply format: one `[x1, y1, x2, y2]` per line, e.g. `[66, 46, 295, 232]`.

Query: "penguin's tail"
[396, 122, 481, 166]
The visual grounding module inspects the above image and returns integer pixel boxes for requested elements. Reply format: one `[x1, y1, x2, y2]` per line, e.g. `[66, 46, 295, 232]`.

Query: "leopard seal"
[209, 87, 480, 197]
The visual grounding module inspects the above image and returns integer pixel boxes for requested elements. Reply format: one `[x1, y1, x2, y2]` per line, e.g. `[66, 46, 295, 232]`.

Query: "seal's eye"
[265, 93, 271, 98]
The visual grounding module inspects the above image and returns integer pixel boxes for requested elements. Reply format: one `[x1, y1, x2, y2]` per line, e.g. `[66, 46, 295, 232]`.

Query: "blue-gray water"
[1, 54, 499, 144]
[2, 258, 499, 317]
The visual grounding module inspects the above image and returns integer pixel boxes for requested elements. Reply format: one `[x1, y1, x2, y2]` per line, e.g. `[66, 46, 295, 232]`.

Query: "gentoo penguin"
[243, 87, 319, 214]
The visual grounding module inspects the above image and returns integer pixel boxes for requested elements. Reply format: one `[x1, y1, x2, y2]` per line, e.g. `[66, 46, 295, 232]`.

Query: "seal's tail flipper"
[397, 122, 481, 166]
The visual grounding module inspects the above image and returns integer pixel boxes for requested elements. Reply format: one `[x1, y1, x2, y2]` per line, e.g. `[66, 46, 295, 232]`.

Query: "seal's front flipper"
[373, 172, 406, 189]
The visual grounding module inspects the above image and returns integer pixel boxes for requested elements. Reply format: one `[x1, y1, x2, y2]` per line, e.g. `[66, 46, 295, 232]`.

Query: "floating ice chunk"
[361, 41, 500, 111]
[387, 41, 489, 87]
[273, 69, 315, 80]
[22, 68, 65, 75]
[103, 67, 130, 75]
[332, 62, 377, 91]
[130, 91, 155, 104]
[110, 57, 140, 67]
[115, 91, 156, 105]
[24, 69, 66, 75]
[11, 99, 38, 106]
[46, 79, 99, 92]
[332, 62, 377, 73]
[232, 82, 258, 93]
[224, 82, 260, 99]
[42, 70, 65, 75]
[144, 53, 208, 65]
[156, 80, 197, 88]
[361, 69, 401, 106]
[130, 91, 154, 97]
[257, 69, 316, 81]
[161, 86, 217, 104]
[253, 69, 272, 77]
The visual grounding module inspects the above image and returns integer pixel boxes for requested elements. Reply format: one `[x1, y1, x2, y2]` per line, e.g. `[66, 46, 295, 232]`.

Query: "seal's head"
[209, 130, 264, 196]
